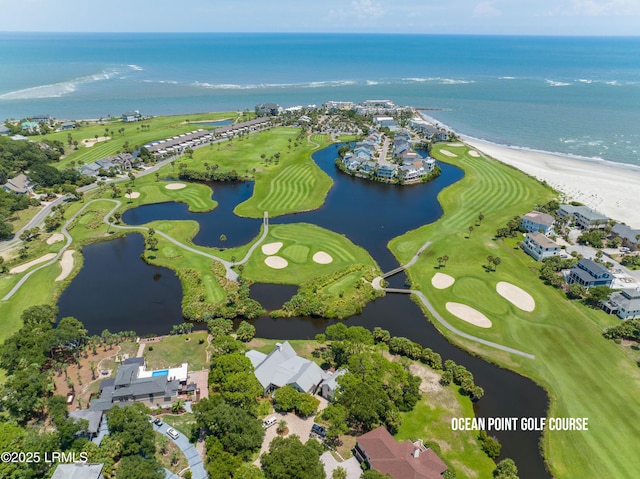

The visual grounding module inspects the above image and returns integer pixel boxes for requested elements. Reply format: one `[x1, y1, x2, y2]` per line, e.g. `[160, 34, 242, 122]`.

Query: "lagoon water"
[1, 33, 639, 165]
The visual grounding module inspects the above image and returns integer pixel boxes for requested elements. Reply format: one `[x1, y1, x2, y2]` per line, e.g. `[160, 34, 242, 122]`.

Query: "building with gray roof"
[612, 224, 640, 246]
[69, 410, 103, 439]
[51, 463, 104, 479]
[522, 232, 560, 261]
[246, 342, 329, 394]
[320, 369, 347, 400]
[557, 204, 608, 229]
[2, 173, 34, 194]
[568, 258, 612, 289]
[601, 289, 640, 320]
[521, 211, 555, 235]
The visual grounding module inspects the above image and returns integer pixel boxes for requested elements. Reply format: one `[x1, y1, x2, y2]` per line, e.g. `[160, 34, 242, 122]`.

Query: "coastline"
[460, 136, 640, 229]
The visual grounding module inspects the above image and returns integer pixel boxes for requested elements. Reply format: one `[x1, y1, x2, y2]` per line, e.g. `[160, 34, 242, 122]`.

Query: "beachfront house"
[89, 357, 191, 411]
[522, 232, 560, 261]
[612, 224, 640, 247]
[521, 210, 555, 235]
[122, 111, 142, 123]
[246, 341, 329, 395]
[557, 204, 608, 230]
[2, 174, 35, 195]
[568, 258, 613, 289]
[601, 289, 640, 320]
[354, 426, 448, 479]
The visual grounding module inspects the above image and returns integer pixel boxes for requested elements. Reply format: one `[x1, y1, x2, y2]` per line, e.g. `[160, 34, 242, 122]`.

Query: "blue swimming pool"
[152, 370, 169, 376]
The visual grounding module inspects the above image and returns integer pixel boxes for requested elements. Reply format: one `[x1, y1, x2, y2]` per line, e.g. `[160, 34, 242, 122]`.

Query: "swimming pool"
[152, 370, 169, 376]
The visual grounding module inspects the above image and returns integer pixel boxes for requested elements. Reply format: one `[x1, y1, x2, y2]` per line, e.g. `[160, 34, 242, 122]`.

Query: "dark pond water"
[59, 144, 550, 479]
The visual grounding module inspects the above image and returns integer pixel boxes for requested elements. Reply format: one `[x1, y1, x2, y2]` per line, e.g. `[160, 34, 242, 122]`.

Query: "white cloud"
[474, 1, 503, 17]
[549, 0, 640, 16]
[351, 0, 385, 19]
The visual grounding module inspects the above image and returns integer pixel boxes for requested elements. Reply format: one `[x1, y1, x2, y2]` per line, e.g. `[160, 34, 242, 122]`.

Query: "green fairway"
[125, 176, 217, 213]
[241, 223, 379, 285]
[389, 143, 640, 479]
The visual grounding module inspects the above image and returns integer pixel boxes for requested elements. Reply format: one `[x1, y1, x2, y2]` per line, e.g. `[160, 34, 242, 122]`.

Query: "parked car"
[167, 427, 179, 440]
[153, 418, 163, 426]
[262, 416, 277, 429]
[311, 423, 326, 437]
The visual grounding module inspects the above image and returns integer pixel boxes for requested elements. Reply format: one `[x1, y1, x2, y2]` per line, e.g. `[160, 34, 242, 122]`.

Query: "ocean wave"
[190, 79, 359, 90]
[403, 77, 474, 85]
[499, 76, 516, 80]
[0, 65, 139, 100]
[127, 64, 144, 71]
[545, 79, 571, 87]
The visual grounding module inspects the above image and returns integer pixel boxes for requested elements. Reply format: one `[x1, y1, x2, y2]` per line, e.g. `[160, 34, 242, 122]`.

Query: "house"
[2, 174, 34, 194]
[30, 114, 51, 123]
[359, 161, 377, 176]
[255, 103, 283, 116]
[11, 134, 29, 141]
[354, 426, 448, 479]
[521, 210, 555, 235]
[568, 258, 613, 289]
[0, 126, 10, 136]
[51, 463, 104, 479]
[58, 121, 77, 131]
[612, 224, 640, 246]
[522, 232, 560, 261]
[319, 369, 347, 400]
[601, 289, 640, 320]
[376, 164, 398, 180]
[373, 115, 398, 131]
[246, 341, 329, 394]
[424, 158, 436, 171]
[69, 409, 103, 440]
[122, 111, 142, 123]
[21, 121, 39, 132]
[89, 357, 190, 411]
[557, 204, 608, 229]
[434, 130, 449, 142]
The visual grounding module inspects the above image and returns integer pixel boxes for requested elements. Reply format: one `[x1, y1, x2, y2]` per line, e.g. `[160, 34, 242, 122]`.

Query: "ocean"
[0, 33, 639, 166]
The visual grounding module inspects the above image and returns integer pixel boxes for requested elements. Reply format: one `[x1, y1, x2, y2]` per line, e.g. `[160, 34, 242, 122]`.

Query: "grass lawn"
[241, 223, 379, 285]
[161, 412, 197, 440]
[389, 143, 640, 479]
[143, 331, 210, 371]
[124, 175, 217, 213]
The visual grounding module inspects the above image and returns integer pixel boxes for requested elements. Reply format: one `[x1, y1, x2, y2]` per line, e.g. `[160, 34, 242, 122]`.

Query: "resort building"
[354, 426, 448, 479]
[521, 211, 555, 235]
[122, 111, 142, 123]
[522, 232, 561, 261]
[568, 258, 613, 289]
[557, 205, 608, 229]
[612, 224, 640, 247]
[30, 114, 51, 123]
[51, 463, 104, 479]
[323, 101, 356, 111]
[89, 357, 192, 411]
[255, 103, 283, 116]
[246, 341, 329, 395]
[601, 289, 640, 320]
[373, 115, 398, 131]
[2, 173, 35, 194]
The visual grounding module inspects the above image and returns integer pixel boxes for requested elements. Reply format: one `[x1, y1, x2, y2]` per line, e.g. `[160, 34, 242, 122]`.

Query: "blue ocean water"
[0, 33, 639, 165]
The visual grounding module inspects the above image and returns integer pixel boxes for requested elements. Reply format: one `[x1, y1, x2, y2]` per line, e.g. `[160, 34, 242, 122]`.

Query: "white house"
[522, 232, 560, 261]
[521, 211, 555, 235]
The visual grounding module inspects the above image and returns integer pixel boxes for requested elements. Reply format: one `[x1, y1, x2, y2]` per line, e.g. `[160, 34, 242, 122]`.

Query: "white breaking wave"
[0, 65, 139, 100]
[499, 76, 516, 80]
[403, 77, 474, 84]
[191, 79, 358, 90]
[127, 64, 144, 71]
[545, 79, 571, 87]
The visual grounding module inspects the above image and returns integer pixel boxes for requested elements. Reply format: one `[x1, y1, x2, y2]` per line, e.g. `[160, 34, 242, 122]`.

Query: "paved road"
[153, 421, 207, 479]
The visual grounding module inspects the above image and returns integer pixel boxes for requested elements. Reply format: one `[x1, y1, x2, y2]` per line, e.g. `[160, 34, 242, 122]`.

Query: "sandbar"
[445, 302, 492, 328]
[431, 272, 455, 289]
[312, 251, 333, 264]
[165, 183, 187, 190]
[261, 242, 283, 255]
[496, 281, 536, 312]
[125, 192, 140, 199]
[47, 233, 64, 244]
[440, 149, 457, 157]
[264, 256, 288, 269]
[463, 136, 640, 229]
[55, 250, 75, 282]
[10, 253, 56, 274]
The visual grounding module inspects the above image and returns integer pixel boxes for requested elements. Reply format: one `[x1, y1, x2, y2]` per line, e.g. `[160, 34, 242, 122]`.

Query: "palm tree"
[492, 256, 501, 270]
[487, 255, 495, 271]
[468, 225, 474, 238]
[478, 212, 485, 225]
[277, 420, 287, 435]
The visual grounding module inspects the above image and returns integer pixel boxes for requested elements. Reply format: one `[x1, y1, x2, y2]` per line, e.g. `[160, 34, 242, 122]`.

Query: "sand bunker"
[125, 192, 140, 199]
[312, 251, 333, 264]
[440, 149, 458, 157]
[81, 136, 110, 147]
[47, 233, 64, 245]
[165, 183, 187, 190]
[469, 150, 480, 157]
[264, 256, 288, 269]
[261, 242, 283, 255]
[55, 250, 75, 282]
[431, 272, 455, 289]
[445, 302, 492, 328]
[10, 253, 56, 274]
[496, 281, 536, 312]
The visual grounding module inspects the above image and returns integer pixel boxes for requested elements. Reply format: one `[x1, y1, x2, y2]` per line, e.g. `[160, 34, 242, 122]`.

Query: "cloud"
[473, 1, 502, 17]
[549, 0, 640, 16]
[351, 0, 385, 19]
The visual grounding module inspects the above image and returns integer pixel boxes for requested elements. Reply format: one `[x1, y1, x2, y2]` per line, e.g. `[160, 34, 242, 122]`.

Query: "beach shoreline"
[459, 136, 640, 229]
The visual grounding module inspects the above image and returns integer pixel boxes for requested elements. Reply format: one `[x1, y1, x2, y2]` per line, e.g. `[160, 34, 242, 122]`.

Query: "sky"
[1, 0, 639, 35]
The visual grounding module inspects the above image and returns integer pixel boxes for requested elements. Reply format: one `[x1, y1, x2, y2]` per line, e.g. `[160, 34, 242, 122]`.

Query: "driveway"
[320, 452, 361, 479]
[153, 421, 207, 479]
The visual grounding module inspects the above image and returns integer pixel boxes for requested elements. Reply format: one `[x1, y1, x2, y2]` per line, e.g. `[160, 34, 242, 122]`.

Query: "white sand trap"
[440, 149, 458, 157]
[125, 192, 140, 199]
[432, 272, 455, 289]
[448, 142, 464, 147]
[81, 136, 109, 147]
[165, 183, 187, 190]
[47, 233, 64, 245]
[10, 253, 56, 274]
[264, 256, 288, 269]
[313, 251, 333, 264]
[496, 281, 536, 312]
[261, 242, 283, 255]
[55, 250, 75, 282]
[469, 150, 480, 157]
[446, 302, 492, 328]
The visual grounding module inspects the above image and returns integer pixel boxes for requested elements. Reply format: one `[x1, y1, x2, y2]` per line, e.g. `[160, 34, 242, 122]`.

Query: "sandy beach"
[462, 137, 640, 229]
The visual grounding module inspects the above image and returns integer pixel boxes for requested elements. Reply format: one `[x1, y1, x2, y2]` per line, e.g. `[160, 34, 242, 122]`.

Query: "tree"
[236, 320, 256, 342]
[478, 212, 485, 224]
[113, 212, 122, 223]
[273, 385, 299, 412]
[261, 436, 326, 479]
[207, 317, 233, 338]
[147, 235, 158, 251]
[586, 286, 613, 307]
[332, 467, 347, 479]
[277, 420, 287, 434]
[493, 458, 519, 479]
[116, 454, 164, 479]
[235, 464, 265, 479]
[486, 255, 495, 271]
[567, 283, 586, 300]
[106, 403, 156, 458]
[478, 431, 502, 458]
[219, 234, 227, 245]
[468, 225, 474, 238]
[491, 256, 501, 270]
